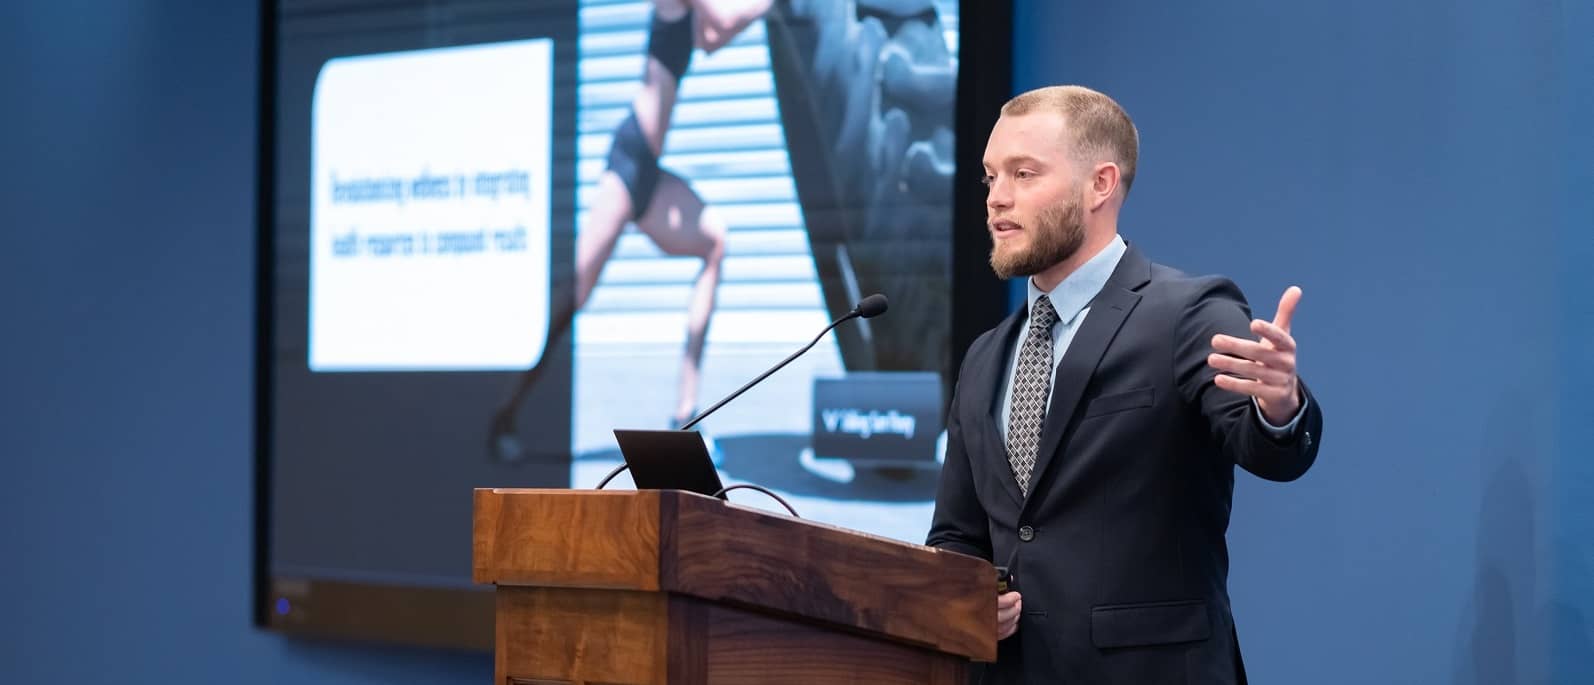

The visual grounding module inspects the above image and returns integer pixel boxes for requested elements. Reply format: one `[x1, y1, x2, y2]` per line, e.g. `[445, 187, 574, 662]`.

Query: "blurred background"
[2, 0, 1590, 683]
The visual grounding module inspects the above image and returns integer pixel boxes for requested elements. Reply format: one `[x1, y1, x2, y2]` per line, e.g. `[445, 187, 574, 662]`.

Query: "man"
[926, 85, 1324, 683]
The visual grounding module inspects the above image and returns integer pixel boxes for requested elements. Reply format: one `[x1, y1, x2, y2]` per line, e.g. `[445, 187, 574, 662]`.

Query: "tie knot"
[1029, 294, 1059, 331]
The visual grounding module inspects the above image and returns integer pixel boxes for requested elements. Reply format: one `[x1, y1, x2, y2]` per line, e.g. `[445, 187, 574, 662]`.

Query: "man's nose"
[986, 177, 1013, 211]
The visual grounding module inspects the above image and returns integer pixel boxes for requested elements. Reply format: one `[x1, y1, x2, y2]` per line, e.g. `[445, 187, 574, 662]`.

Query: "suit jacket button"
[1304, 432, 1314, 449]
[1018, 526, 1035, 542]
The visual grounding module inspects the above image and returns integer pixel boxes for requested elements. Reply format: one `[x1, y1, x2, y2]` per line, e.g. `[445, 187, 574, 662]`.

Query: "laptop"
[611, 429, 726, 499]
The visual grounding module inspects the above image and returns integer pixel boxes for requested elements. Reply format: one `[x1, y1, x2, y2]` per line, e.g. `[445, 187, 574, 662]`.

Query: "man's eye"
[1016, 170, 1035, 180]
[980, 175, 994, 186]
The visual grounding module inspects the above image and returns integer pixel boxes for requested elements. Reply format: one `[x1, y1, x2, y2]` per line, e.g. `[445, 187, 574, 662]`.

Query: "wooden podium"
[473, 488, 996, 684]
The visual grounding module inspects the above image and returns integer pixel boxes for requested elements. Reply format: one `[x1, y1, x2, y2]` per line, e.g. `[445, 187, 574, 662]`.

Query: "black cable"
[712, 484, 801, 518]
[594, 462, 630, 490]
[597, 468, 801, 519]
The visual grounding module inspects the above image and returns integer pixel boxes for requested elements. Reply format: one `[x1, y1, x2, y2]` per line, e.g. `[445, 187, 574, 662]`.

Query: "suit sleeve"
[1174, 277, 1324, 482]
[925, 372, 993, 560]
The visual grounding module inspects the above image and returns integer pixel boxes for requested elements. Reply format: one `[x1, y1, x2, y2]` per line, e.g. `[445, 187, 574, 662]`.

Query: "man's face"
[982, 112, 1086, 279]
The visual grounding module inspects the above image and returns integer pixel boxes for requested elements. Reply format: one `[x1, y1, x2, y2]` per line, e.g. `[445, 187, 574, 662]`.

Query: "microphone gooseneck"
[596, 293, 890, 491]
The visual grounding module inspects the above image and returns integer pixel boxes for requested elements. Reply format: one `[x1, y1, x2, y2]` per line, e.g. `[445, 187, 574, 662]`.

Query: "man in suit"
[926, 84, 1324, 683]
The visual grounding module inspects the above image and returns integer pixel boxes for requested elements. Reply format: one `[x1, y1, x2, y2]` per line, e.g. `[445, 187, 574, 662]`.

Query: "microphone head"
[854, 293, 889, 319]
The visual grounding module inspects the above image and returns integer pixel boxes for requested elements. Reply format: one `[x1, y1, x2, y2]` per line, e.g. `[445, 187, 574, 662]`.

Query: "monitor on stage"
[257, 0, 1006, 648]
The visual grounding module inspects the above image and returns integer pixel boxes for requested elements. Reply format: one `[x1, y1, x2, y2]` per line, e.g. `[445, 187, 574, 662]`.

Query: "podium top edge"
[474, 488, 973, 558]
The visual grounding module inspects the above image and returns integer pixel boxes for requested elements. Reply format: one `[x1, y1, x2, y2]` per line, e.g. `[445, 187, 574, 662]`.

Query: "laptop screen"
[612, 429, 726, 499]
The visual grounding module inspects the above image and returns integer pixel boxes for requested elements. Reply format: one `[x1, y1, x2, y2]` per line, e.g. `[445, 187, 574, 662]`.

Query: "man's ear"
[1087, 162, 1122, 211]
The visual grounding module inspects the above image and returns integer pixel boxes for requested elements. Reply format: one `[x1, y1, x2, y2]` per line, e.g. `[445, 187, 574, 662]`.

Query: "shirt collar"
[1026, 234, 1128, 326]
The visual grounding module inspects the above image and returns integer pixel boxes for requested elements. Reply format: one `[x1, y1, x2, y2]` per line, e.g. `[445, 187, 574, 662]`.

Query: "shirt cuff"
[1254, 393, 1307, 437]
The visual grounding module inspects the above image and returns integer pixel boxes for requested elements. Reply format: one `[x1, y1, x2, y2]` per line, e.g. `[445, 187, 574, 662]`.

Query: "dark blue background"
[3, 1, 1588, 682]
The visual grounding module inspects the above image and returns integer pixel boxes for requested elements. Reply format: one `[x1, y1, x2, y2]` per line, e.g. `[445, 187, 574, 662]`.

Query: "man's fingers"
[1273, 286, 1302, 331]
[997, 603, 1022, 623]
[996, 592, 1022, 639]
[1207, 353, 1292, 386]
[1213, 373, 1293, 404]
[1211, 334, 1292, 368]
[1248, 319, 1297, 352]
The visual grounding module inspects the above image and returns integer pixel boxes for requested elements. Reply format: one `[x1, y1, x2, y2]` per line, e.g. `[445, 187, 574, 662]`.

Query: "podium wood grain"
[475, 489, 995, 684]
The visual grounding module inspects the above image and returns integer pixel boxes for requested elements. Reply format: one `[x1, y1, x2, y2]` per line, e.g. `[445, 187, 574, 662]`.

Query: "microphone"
[679, 293, 889, 430]
[853, 293, 889, 320]
[595, 294, 891, 493]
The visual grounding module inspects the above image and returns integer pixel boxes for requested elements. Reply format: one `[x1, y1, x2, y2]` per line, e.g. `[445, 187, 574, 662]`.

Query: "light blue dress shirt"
[997, 235, 1303, 442]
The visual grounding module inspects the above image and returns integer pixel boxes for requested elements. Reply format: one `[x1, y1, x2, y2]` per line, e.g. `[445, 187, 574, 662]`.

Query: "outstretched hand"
[1208, 286, 1302, 425]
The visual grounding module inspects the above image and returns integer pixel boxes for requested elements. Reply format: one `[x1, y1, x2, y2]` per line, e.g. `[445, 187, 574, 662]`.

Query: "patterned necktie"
[1006, 294, 1058, 496]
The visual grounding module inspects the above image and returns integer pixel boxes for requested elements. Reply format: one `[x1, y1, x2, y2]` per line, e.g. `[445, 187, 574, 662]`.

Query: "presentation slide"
[309, 41, 553, 371]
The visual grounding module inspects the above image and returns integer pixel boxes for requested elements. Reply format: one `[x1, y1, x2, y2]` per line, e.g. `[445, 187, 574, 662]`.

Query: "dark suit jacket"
[927, 243, 1323, 684]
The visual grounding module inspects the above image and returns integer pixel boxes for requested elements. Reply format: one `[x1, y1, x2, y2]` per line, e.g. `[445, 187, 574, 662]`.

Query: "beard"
[989, 195, 1086, 280]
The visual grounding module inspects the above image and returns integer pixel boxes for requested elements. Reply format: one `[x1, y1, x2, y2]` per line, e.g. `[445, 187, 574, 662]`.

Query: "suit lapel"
[1025, 245, 1152, 500]
[973, 309, 1027, 508]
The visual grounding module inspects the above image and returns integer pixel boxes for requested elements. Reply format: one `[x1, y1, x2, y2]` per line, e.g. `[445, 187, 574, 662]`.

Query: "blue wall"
[1552, 0, 1594, 678]
[0, 3, 488, 683]
[1012, 0, 1593, 682]
[2, 1, 1587, 683]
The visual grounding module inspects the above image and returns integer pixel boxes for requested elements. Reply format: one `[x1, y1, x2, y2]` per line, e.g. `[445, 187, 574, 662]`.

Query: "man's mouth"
[990, 219, 1022, 238]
